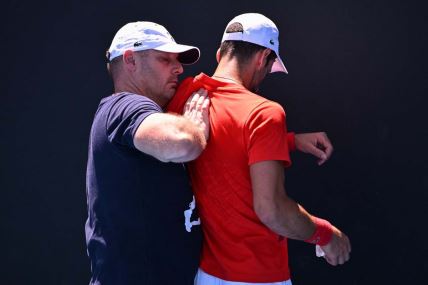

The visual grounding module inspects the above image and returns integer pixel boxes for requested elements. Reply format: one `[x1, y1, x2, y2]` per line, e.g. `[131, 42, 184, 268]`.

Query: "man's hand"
[294, 132, 333, 165]
[320, 226, 351, 266]
[183, 89, 210, 141]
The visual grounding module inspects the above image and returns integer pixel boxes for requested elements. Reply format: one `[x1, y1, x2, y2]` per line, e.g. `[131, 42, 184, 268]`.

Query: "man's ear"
[123, 50, 136, 71]
[216, 48, 221, 63]
[255, 49, 271, 70]
[261, 49, 272, 65]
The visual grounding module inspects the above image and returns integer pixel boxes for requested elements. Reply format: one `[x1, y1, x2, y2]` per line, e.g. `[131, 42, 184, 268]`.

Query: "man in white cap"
[167, 13, 351, 284]
[85, 21, 209, 285]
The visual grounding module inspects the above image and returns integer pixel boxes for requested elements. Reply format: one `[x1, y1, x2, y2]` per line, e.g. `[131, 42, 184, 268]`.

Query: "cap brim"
[154, 43, 200, 65]
[271, 56, 288, 74]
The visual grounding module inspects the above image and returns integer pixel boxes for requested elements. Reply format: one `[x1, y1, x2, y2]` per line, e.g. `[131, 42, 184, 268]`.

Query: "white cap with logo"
[107, 21, 200, 64]
[221, 13, 288, 74]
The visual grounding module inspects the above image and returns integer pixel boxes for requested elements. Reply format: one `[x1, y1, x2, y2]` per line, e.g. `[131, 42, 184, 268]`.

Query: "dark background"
[2, 0, 427, 284]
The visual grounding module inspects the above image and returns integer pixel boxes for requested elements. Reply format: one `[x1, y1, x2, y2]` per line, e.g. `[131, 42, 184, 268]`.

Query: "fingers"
[200, 93, 210, 124]
[201, 93, 210, 110]
[338, 253, 347, 265]
[343, 250, 351, 263]
[184, 89, 207, 118]
[337, 241, 351, 265]
[305, 144, 328, 165]
[183, 89, 210, 141]
[294, 132, 334, 165]
[317, 132, 334, 161]
[344, 235, 352, 261]
[184, 88, 205, 115]
[314, 132, 333, 165]
[324, 250, 345, 266]
[184, 94, 197, 114]
[195, 89, 207, 110]
[325, 255, 338, 266]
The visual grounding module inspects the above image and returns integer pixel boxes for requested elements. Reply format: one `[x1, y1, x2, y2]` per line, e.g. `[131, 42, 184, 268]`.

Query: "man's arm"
[251, 160, 351, 265]
[133, 89, 209, 163]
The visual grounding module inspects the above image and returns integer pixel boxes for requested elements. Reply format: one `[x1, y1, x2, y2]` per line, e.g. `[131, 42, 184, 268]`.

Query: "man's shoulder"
[92, 92, 162, 133]
[240, 96, 286, 128]
[239, 92, 284, 114]
[98, 92, 161, 113]
[103, 92, 156, 104]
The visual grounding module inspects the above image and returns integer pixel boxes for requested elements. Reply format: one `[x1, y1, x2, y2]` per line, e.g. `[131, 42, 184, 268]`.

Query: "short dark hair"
[219, 22, 277, 65]
[107, 50, 149, 79]
[106, 55, 122, 79]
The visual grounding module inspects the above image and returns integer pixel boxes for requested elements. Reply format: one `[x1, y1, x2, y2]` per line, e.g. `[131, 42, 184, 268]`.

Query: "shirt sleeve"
[106, 93, 162, 148]
[245, 101, 292, 167]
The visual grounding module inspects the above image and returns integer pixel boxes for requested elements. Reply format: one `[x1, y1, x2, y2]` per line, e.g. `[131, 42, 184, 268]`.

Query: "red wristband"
[287, 132, 296, 152]
[305, 217, 333, 246]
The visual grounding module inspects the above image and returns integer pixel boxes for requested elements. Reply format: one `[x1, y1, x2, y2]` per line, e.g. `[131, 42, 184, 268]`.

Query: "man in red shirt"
[168, 13, 351, 285]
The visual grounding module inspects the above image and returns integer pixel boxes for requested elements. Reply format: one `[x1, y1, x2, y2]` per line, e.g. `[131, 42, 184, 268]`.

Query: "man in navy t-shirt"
[85, 21, 209, 284]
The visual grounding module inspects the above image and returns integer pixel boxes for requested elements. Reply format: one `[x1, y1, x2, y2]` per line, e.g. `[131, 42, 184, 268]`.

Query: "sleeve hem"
[248, 157, 292, 168]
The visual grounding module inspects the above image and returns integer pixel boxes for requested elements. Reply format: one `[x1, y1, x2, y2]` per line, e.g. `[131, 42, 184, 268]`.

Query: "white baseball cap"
[107, 21, 200, 64]
[221, 13, 288, 74]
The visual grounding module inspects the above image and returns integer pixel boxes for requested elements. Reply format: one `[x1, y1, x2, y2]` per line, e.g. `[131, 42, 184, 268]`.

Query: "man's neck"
[213, 59, 253, 90]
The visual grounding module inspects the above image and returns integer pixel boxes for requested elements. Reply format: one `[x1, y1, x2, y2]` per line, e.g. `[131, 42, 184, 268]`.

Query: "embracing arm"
[133, 89, 209, 163]
[133, 113, 205, 162]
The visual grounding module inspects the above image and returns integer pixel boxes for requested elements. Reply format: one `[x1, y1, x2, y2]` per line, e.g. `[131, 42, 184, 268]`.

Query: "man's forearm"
[260, 194, 316, 240]
[133, 113, 206, 163]
[164, 117, 206, 162]
[252, 160, 322, 241]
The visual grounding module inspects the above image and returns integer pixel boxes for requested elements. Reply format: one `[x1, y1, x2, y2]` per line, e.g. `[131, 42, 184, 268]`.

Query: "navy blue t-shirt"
[85, 92, 201, 285]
